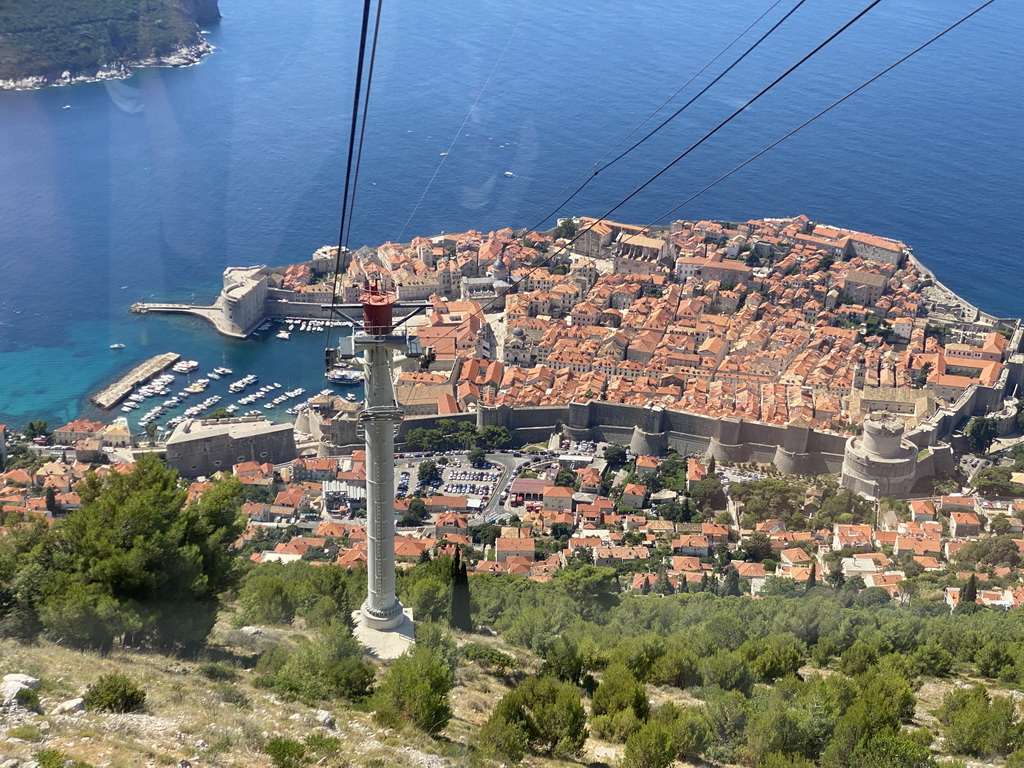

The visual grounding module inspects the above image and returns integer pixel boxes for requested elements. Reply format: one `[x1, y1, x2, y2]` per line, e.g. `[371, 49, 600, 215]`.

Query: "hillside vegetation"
[0, 0, 218, 84]
[4, 457, 1024, 767]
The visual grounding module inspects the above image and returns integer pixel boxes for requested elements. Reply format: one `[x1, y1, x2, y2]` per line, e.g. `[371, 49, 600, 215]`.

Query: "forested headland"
[0, 0, 219, 87]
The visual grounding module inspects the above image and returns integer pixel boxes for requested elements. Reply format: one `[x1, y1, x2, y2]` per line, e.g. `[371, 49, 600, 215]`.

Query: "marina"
[91, 352, 181, 410]
[101, 346, 362, 433]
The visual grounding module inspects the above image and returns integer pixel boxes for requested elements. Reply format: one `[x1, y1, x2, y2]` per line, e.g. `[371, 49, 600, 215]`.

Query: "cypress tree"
[722, 568, 741, 597]
[962, 573, 978, 605]
[677, 574, 688, 593]
[680, 497, 693, 524]
[450, 548, 473, 632]
[806, 562, 817, 590]
[654, 567, 674, 596]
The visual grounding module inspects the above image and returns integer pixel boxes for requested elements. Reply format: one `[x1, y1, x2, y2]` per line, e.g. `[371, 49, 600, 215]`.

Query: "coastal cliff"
[0, 0, 220, 90]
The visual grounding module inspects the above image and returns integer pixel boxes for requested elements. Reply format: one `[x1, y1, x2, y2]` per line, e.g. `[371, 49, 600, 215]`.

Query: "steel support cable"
[521, 0, 811, 234]
[524, 0, 786, 231]
[401, 0, 888, 358]
[344, 0, 385, 251]
[548, 0, 886, 261]
[644, 0, 999, 229]
[327, 0, 376, 357]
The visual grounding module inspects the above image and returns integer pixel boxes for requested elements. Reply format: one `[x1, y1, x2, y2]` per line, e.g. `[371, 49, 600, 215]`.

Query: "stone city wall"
[492, 400, 850, 475]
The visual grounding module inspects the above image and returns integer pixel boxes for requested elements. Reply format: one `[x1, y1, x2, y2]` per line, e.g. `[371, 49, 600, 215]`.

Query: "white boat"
[276, 330, 290, 339]
[327, 368, 364, 385]
[109, 343, 125, 349]
[504, 171, 514, 178]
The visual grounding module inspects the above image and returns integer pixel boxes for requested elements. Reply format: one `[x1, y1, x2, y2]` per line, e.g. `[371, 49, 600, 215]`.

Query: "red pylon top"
[360, 280, 396, 335]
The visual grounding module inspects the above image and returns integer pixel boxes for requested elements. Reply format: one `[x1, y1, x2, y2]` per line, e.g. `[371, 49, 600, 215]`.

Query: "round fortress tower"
[841, 411, 918, 498]
[860, 412, 906, 458]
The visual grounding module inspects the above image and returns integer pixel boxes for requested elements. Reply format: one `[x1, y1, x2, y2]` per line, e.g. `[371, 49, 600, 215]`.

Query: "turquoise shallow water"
[0, 0, 1021, 429]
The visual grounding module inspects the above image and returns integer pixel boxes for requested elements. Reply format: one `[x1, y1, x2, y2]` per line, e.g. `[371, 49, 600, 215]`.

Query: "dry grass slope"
[0, 621, 599, 768]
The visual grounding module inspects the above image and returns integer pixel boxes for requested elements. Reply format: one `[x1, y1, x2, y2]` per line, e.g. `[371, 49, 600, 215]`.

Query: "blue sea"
[0, 0, 1021, 430]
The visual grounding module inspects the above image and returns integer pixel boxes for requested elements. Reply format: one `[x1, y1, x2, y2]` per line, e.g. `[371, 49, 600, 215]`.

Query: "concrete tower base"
[360, 597, 406, 631]
[352, 608, 415, 660]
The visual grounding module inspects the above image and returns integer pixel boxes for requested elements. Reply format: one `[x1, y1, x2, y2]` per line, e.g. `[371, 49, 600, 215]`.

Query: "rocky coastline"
[0, 40, 213, 92]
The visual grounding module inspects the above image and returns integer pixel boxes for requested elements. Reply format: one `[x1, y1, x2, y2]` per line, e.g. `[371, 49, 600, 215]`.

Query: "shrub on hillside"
[591, 662, 650, 743]
[0, 457, 248, 651]
[620, 720, 676, 768]
[477, 675, 587, 761]
[5, 725, 44, 742]
[461, 641, 516, 675]
[652, 702, 710, 761]
[592, 662, 649, 721]
[254, 621, 373, 704]
[373, 645, 453, 734]
[36, 751, 92, 768]
[937, 684, 1022, 758]
[304, 733, 341, 757]
[84, 673, 146, 713]
[264, 737, 306, 768]
[198, 662, 238, 682]
[15, 686, 41, 712]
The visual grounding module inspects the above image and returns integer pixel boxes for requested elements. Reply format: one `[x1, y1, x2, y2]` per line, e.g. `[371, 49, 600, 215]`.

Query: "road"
[480, 452, 522, 521]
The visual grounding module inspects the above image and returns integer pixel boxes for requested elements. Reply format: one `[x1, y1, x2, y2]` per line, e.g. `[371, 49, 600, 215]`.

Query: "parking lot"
[716, 466, 767, 491]
[393, 450, 547, 519]
[394, 452, 503, 504]
[958, 454, 990, 480]
[442, 467, 500, 498]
